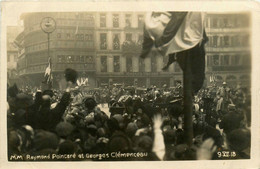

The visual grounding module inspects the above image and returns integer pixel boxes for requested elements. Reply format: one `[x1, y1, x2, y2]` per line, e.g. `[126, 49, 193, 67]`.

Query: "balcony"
[205, 46, 250, 52]
[53, 63, 95, 72]
[122, 41, 142, 54]
[211, 65, 250, 71]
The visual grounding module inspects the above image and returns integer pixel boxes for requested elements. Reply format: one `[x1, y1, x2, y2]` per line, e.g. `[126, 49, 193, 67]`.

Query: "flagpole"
[47, 32, 52, 89]
[183, 52, 193, 146]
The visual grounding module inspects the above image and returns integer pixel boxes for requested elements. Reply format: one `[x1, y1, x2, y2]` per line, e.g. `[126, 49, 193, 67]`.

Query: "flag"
[140, 12, 207, 93]
[75, 13, 79, 35]
[43, 57, 53, 86]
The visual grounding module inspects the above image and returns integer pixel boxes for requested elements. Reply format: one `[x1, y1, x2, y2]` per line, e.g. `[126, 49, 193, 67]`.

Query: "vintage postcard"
[0, 1, 260, 169]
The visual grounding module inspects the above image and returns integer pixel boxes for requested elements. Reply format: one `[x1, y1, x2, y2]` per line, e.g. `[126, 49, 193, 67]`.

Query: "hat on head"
[84, 97, 97, 110]
[108, 132, 131, 152]
[42, 90, 54, 97]
[58, 140, 77, 154]
[125, 122, 138, 137]
[55, 122, 74, 138]
[228, 104, 236, 111]
[7, 83, 19, 98]
[227, 128, 250, 152]
[136, 135, 153, 152]
[33, 130, 59, 151]
[64, 68, 78, 84]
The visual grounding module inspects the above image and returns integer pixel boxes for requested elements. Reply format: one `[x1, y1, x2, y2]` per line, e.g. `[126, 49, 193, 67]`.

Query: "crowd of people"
[7, 75, 251, 161]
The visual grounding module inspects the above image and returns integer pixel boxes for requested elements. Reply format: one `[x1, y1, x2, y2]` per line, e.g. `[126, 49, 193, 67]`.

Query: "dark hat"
[42, 90, 54, 97]
[108, 132, 131, 152]
[125, 122, 138, 137]
[136, 135, 153, 152]
[227, 128, 250, 152]
[33, 130, 59, 151]
[58, 140, 77, 154]
[55, 122, 74, 138]
[64, 68, 78, 84]
[9, 93, 34, 109]
[228, 104, 236, 111]
[84, 97, 97, 110]
[97, 127, 107, 138]
[7, 83, 19, 98]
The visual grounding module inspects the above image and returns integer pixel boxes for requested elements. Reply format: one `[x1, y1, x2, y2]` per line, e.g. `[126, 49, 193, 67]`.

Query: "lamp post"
[40, 17, 56, 59]
[40, 17, 56, 88]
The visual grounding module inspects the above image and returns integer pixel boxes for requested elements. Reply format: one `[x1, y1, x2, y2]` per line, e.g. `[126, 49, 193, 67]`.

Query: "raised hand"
[197, 138, 217, 160]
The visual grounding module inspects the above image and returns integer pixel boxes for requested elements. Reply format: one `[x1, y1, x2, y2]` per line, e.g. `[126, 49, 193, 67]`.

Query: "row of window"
[56, 33, 94, 41]
[56, 19, 94, 27]
[7, 54, 18, 62]
[26, 41, 95, 52]
[207, 35, 250, 47]
[100, 14, 144, 28]
[207, 54, 250, 66]
[99, 33, 143, 50]
[57, 55, 94, 63]
[99, 55, 181, 73]
[206, 15, 250, 28]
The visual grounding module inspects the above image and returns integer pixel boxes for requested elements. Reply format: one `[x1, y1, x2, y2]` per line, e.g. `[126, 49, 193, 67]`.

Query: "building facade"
[14, 12, 251, 89]
[7, 26, 23, 84]
[205, 12, 251, 88]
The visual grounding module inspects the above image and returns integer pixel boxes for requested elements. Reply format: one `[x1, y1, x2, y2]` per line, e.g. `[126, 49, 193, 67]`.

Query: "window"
[139, 58, 145, 72]
[242, 54, 251, 66]
[242, 35, 249, 46]
[80, 55, 84, 62]
[138, 34, 143, 44]
[151, 53, 157, 72]
[57, 33, 61, 39]
[126, 33, 132, 41]
[224, 36, 229, 46]
[113, 56, 120, 72]
[233, 55, 241, 65]
[126, 57, 133, 72]
[7, 55, 10, 62]
[223, 18, 228, 27]
[223, 55, 230, 65]
[113, 14, 119, 27]
[66, 33, 70, 39]
[207, 55, 211, 66]
[113, 34, 120, 50]
[125, 14, 132, 28]
[85, 34, 93, 41]
[100, 33, 107, 50]
[213, 36, 218, 47]
[101, 56, 107, 72]
[100, 14, 106, 27]
[212, 18, 218, 28]
[85, 56, 93, 63]
[213, 55, 219, 65]
[138, 15, 144, 28]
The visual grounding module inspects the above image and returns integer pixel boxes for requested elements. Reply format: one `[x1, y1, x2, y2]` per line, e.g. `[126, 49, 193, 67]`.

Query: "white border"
[1, 1, 260, 169]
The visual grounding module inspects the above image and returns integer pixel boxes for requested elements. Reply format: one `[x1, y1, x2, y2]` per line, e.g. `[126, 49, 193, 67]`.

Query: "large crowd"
[7, 78, 251, 161]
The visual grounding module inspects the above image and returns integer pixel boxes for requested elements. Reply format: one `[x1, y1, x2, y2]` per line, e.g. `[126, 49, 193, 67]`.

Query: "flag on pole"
[75, 13, 79, 35]
[140, 12, 208, 93]
[43, 57, 53, 86]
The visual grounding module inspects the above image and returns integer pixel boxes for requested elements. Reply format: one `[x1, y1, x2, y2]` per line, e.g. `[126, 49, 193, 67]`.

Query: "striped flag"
[43, 57, 53, 86]
[140, 12, 208, 93]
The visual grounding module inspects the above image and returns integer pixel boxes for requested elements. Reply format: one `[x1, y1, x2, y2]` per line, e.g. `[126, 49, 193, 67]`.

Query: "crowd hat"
[55, 122, 74, 138]
[33, 130, 59, 151]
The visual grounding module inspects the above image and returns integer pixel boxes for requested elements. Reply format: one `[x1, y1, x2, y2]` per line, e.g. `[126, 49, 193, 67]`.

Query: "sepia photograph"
[1, 1, 260, 169]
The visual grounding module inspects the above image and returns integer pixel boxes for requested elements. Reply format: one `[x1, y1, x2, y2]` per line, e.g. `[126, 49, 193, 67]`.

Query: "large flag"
[43, 57, 53, 86]
[140, 12, 207, 93]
